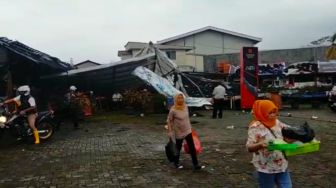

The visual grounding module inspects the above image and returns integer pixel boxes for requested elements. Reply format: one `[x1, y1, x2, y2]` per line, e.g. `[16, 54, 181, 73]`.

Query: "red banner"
[240, 47, 259, 109]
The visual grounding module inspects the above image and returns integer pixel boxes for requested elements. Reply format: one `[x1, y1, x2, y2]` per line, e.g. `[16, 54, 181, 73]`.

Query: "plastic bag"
[165, 138, 178, 162]
[282, 122, 315, 143]
[183, 130, 202, 155]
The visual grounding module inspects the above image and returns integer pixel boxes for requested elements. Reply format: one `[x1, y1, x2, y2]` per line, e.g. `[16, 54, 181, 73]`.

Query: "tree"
[326, 33, 336, 60]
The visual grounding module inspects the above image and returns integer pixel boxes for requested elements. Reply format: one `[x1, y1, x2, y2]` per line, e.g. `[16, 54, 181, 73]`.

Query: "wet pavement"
[0, 106, 335, 187]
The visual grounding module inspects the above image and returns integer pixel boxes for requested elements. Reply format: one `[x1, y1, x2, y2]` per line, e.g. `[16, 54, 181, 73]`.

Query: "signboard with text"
[240, 47, 259, 109]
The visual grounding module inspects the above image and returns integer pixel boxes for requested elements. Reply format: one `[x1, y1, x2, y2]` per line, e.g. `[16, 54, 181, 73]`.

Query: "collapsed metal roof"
[40, 43, 205, 97]
[0, 37, 72, 74]
[41, 52, 158, 94]
[40, 43, 214, 107]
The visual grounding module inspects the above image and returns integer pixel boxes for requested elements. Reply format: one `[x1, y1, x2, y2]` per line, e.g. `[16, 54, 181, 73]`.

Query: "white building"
[74, 60, 101, 69]
[119, 26, 261, 72]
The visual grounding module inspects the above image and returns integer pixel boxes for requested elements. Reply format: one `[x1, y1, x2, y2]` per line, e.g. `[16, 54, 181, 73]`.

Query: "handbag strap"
[265, 126, 277, 138]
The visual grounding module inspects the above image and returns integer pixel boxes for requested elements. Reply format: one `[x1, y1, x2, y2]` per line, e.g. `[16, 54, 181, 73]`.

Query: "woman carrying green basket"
[246, 100, 295, 188]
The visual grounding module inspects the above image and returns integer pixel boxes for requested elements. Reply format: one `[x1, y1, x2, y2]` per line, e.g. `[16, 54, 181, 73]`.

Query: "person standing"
[212, 83, 226, 119]
[65, 85, 82, 129]
[112, 92, 122, 110]
[167, 93, 204, 170]
[246, 100, 293, 188]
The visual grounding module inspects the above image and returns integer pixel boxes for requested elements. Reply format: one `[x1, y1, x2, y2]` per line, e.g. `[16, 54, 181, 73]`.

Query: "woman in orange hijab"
[251, 99, 278, 128]
[246, 100, 292, 188]
[167, 93, 204, 170]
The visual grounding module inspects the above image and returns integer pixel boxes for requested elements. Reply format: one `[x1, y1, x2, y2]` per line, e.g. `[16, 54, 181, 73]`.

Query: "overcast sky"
[0, 0, 335, 64]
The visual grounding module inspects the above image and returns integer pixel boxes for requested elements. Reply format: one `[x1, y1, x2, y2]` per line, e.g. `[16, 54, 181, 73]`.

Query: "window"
[165, 51, 176, 60]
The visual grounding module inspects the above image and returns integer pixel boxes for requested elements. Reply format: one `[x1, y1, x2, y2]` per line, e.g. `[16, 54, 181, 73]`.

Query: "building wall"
[184, 55, 204, 71]
[76, 62, 100, 69]
[119, 49, 143, 59]
[174, 50, 186, 66]
[132, 50, 141, 56]
[187, 31, 224, 55]
[160, 50, 204, 72]
[163, 30, 256, 55]
[126, 49, 199, 70]
[164, 39, 185, 46]
[223, 35, 254, 54]
[204, 46, 330, 73]
[120, 55, 132, 60]
[161, 30, 256, 71]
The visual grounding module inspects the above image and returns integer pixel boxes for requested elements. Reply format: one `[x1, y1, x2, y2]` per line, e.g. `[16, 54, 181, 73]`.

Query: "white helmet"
[17, 85, 30, 96]
[69, 85, 77, 91]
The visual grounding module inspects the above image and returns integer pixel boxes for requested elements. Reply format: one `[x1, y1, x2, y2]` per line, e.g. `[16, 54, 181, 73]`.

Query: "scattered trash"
[140, 113, 144, 117]
[223, 148, 236, 155]
[226, 125, 235, 129]
[232, 158, 237, 161]
[215, 148, 221, 152]
[287, 113, 292, 117]
[192, 113, 197, 117]
[164, 125, 168, 130]
[22, 149, 25, 152]
[311, 115, 318, 120]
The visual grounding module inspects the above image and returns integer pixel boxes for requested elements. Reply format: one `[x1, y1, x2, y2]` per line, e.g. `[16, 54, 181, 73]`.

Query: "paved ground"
[0, 106, 335, 188]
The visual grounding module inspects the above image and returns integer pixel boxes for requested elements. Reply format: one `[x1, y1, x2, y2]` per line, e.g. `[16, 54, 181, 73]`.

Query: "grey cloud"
[0, 0, 335, 63]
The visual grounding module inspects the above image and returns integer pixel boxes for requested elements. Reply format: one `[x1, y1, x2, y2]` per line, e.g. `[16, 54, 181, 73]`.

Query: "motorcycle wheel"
[37, 121, 54, 140]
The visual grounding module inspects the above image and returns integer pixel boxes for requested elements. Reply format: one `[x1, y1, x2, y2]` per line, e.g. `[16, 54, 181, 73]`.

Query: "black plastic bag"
[282, 122, 315, 143]
[165, 138, 178, 162]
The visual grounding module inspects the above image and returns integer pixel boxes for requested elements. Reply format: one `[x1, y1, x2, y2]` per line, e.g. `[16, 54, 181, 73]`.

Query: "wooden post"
[5, 71, 13, 98]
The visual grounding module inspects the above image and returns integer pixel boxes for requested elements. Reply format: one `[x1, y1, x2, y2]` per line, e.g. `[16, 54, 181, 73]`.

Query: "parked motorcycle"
[0, 105, 55, 142]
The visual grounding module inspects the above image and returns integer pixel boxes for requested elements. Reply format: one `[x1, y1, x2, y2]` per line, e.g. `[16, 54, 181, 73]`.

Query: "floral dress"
[246, 120, 288, 173]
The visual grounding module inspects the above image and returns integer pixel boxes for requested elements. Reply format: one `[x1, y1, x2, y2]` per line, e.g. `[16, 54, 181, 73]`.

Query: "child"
[246, 100, 292, 188]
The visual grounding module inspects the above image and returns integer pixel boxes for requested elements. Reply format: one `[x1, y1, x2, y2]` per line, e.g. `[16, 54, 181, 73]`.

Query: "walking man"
[212, 83, 226, 119]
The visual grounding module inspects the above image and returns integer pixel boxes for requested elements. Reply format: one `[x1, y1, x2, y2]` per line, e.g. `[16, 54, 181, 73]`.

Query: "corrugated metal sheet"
[41, 53, 157, 94]
[0, 37, 72, 74]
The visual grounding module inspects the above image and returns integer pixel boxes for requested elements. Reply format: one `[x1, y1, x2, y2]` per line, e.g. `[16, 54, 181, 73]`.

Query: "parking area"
[0, 107, 335, 187]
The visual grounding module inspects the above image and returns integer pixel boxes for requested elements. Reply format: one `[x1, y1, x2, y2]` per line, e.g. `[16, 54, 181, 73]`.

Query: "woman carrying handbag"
[167, 93, 204, 170]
